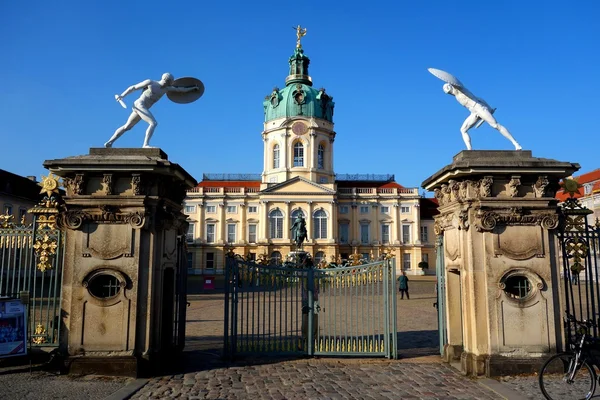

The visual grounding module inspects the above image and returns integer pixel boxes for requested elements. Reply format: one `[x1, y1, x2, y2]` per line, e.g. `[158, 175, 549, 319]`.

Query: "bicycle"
[539, 314, 600, 400]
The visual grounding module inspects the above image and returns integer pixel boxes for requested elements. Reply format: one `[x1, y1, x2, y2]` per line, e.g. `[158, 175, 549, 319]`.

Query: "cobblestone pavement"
[0, 368, 132, 400]
[131, 357, 503, 400]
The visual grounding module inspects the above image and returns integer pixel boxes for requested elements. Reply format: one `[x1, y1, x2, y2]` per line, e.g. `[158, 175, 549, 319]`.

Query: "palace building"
[183, 37, 438, 277]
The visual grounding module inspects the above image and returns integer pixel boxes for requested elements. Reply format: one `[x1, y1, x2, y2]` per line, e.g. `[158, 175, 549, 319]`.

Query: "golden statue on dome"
[293, 25, 307, 48]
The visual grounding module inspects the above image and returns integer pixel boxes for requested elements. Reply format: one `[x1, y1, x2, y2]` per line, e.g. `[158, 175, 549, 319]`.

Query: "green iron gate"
[435, 235, 447, 355]
[0, 191, 64, 348]
[224, 255, 397, 359]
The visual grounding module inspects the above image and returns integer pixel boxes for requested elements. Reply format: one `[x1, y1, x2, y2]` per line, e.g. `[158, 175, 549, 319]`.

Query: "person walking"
[398, 271, 409, 300]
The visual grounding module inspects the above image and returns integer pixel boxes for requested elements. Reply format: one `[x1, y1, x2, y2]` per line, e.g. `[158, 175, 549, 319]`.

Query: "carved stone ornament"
[458, 209, 470, 231]
[459, 180, 470, 200]
[60, 208, 147, 230]
[131, 174, 142, 195]
[63, 174, 85, 196]
[479, 176, 493, 198]
[102, 174, 113, 195]
[474, 208, 559, 232]
[533, 176, 549, 198]
[507, 176, 521, 198]
[449, 180, 460, 202]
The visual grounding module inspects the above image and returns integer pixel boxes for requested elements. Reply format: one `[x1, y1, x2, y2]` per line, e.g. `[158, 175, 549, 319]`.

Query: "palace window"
[187, 223, 195, 243]
[206, 252, 215, 270]
[360, 206, 369, 214]
[273, 144, 280, 168]
[402, 225, 411, 243]
[248, 224, 257, 243]
[184, 205, 196, 213]
[206, 223, 215, 243]
[339, 223, 349, 244]
[227, 223, 236, 243]
[226, 205, 237, 213]
[3, 204, 12, 215]
[187, 253, 193, 269]
[360, 223, 370, 244]
[248, 206, 258, 213]
[271, 251, 282, 266]
[381, 224, 390, 244]
[269, 209, 284, 238]
[293, 142, 304, 167]
[401, 206, 410, 213]
[206, 205, 216, 213]
[318, 144, 325, 169]
[313, 209, 327, 239]
[420, 226, 428, 243]
[403, 253, 411, 269]
[339, 205, 349, 214]
[380, 206, 389, 214]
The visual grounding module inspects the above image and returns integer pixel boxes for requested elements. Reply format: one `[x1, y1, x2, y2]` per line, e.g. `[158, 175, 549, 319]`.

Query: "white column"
[307, 201, 314, 242]
[393, 202, 400, 244]
[285, 201, 291, 241]
[260, 200, 268, 241]
[198, 204, 205, 242]
[372, 203, 379, 243]
[351, 204, 358, 245]
[240, 203, 247, 245]
[219, 202, 226, 244]
[414, 201, 422, 244]
[328, 200, 335, 242]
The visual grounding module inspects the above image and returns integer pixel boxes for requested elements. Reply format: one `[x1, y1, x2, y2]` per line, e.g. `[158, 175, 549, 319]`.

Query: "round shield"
[167, 77, 205, 104]
[428, 68, 464, 88]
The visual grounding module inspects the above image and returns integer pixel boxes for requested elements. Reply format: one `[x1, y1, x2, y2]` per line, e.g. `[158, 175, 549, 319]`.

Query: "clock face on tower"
[291, 121, 308, 136]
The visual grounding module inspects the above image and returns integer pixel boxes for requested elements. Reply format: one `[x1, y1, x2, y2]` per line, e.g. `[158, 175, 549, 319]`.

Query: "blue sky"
[1, 1, 598, 191]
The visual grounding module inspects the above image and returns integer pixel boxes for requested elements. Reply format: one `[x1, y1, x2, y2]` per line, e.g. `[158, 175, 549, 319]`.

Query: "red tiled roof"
[336, 180, 404, 188]
[197, 181, 260, 188]
[576, 169, 600, 185]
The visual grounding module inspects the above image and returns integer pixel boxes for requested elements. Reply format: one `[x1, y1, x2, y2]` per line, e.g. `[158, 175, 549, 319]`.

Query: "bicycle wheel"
[539, 353, 596, 400]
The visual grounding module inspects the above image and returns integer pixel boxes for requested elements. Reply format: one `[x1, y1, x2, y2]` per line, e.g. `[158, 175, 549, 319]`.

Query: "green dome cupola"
[263, 27, 335, 123]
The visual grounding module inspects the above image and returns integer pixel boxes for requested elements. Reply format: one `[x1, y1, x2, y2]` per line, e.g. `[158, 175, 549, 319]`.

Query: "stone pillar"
[44, 148, 196, 377]
[422, 150, 579, 377]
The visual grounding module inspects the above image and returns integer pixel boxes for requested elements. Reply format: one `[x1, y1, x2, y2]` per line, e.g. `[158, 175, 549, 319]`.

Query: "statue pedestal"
[422, 150, 579, 377]
[44, 148, 196, 376]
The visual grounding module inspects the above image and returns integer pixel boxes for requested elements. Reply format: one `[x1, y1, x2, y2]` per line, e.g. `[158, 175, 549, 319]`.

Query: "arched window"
[269, 209, 284, 238]
[271, 251, 282, 266]
[318, 144, 325, 169]
[313, 209, 328, 239]
[293, 142, 304, 167]
[273, 144, 280, 169]
[314, 251, 326, 265]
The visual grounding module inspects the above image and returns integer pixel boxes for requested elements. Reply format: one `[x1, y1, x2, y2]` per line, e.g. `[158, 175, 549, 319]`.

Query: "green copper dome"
[263, 48, 335, 123]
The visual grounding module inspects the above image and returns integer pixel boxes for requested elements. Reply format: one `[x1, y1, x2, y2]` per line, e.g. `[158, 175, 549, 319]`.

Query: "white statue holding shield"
[428, 68, 521, 151]
[105, 73, 204, 148]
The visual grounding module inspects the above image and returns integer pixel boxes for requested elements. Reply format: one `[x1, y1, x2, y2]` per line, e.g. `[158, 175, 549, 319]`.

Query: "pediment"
[261, 176, 335, 195]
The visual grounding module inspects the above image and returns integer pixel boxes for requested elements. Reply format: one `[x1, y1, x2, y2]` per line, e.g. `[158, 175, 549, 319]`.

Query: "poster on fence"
[0, 299, 27, 358]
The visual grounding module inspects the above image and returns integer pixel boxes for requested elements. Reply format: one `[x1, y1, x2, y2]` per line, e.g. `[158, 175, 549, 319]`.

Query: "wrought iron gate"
[558, 187, 600, 347]
[224, 256, 397, 359]
[435, 235, 447, 355]
[0, 193, 64, 347]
